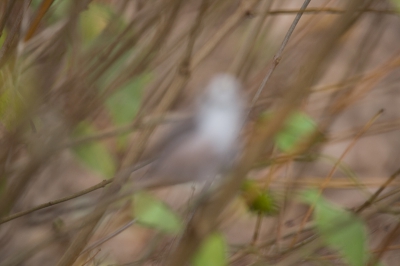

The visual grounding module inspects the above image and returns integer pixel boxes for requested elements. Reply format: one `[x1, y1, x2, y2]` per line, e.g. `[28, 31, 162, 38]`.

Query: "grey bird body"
[132, 73, 246, 189]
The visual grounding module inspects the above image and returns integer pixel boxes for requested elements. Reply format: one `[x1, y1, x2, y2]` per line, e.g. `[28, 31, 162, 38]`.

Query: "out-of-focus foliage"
[193, 233, 227, 266]
[80, 3, 112, 45]
[69, 2, 149, 164]
[31, 0, 69, 23]
[241, 180, 279, 216]
[72, 123, 116, 179]
[261, 111, 317, 152]
[133, 191, 183, 234]
[2, 0, 399, 265]
[105, 73, 152, 148]
[0, 89, 13, 128]
[0, 29, 6, 47]
[275, 112, 316, 152]
[301, 189, 369, 266]
[390, 0, 400, 10]
[0, 78, 25, 130]
[105, 73, 151, 126]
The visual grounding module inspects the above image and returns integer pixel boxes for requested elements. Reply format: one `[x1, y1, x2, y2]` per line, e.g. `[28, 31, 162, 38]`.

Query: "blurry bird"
[132, 73, 246, 189]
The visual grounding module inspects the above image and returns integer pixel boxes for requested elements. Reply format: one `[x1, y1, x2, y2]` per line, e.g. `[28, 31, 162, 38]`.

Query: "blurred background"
[1, 0, 400, 265]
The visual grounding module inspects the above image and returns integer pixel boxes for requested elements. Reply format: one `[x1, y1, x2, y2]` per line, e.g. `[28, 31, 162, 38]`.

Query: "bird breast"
[197, 106, 243, 155]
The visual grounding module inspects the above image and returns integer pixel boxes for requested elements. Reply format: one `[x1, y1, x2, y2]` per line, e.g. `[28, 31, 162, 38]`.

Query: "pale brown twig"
[266, 7, 398, 16]
[291, 109, 383, 246]
[24, 0, 55, 42]
[356, 168, 400, 213]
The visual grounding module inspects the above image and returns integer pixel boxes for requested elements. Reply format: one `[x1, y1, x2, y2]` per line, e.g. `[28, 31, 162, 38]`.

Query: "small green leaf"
[241, 181, 279, 216]
[72, 123, 115, 178]
[301, 189, 368, 266]
[106, 74, 151, 125]
[79, 3, 111, 45]
[274, 112, 316, 152]
[105, 73, 151, 148]
[301, 188, 321, 204]
[133, 192, 182, 234]
[193, 233, 227, 266]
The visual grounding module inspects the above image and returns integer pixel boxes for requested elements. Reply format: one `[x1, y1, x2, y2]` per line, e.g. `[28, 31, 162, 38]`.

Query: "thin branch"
[62, 113, 187, 148]
[249, 0, 311, 112]
[329, 119, 400, 143]
[0, 1, 23, 69]
[99, 0, 184, 100]
[142, 0, 260, 112]
[0, 0, 16, 38]
[81, 249, 101, 266]
[230, 222, 315, 263]
[230, 0, 273, 77]
[55, 1, 189, 265]
[192, 0, 260, 68]
[24, 0, 55, 42]
[81, 219, 137, 255]
[0, 180, 111, 225]
[266, 7, 399, 15]
[292, 109, 383, 246]
[356, 168, 400, 213]
[368, 221, 400, 266]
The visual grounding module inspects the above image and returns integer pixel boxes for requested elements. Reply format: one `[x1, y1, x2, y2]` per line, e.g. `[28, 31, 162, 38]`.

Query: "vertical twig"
[249, 0, 311, 111]
[24, 0, 56, 42]
[229, 0, 273, 77]
[0, 0, 15, 38]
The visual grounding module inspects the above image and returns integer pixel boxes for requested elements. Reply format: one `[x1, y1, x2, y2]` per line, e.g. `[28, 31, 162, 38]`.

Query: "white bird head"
[197, 73, 245, 155]
[201, 73, 243, 109]
[133, 73, 246, 189]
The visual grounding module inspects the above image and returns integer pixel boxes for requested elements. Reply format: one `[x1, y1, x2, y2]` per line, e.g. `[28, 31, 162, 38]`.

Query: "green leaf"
[301, 190, 368, 266]
[0, 28, 7, 47]
[79, 3, 112, 45]
[390, 0, 400, 11]
[193, 233, 227, 266]
[106, 73, 151, 125]
[72, 123, 115, 178]
[105, 73, 151, 148]
[133, 192, 182, 234]
[241, 181, 279, 216]
[274, 112, 316, 152]
[0, 87, 25, 129]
